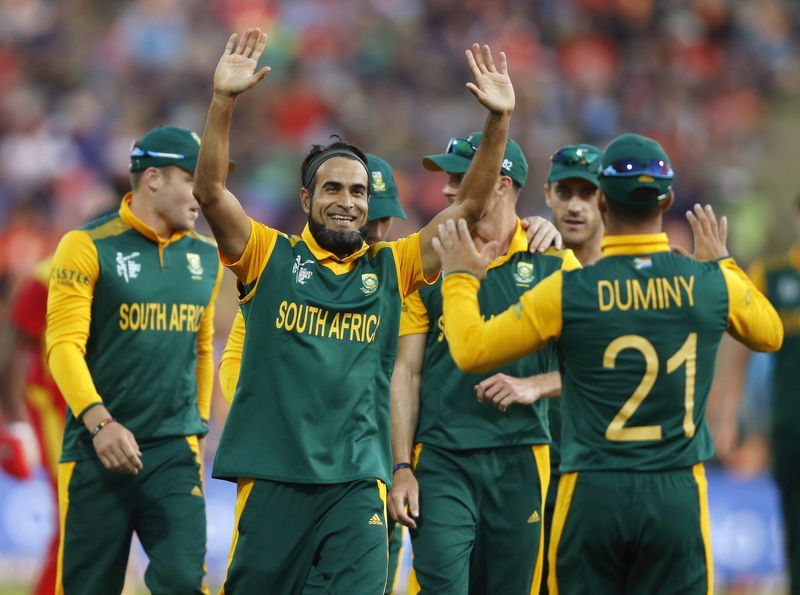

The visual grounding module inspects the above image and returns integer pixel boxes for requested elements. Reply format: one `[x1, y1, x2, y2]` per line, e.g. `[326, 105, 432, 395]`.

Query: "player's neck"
[129, 192, 173, 240]
[604, 218, 662, 238]
[473, 201, 517, 255]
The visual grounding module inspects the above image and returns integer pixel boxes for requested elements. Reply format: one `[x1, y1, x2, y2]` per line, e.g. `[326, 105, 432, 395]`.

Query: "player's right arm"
[219, 310, 246, 404]
[417, 44, 514, 279]
[193, 29, 271, 264]
[46, 231, 143, 475]
[387, 292, 428, 529]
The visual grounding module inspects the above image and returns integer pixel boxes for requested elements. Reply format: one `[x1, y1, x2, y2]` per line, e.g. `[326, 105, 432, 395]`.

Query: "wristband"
[393, 462, 412, 474]
[89, 417, 115, 438]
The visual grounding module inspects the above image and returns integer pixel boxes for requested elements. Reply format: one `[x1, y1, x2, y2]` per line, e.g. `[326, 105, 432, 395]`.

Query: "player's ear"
[598, 192, 609, 214]
[300, 187, 312, 214]
[659, 188, 675, 213]
[543, 183, 553, 209]
[142, 167, 162, 193]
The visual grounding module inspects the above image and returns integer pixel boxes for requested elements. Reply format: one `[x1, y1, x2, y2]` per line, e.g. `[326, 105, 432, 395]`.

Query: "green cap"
[547, 143, 601, 186]
[367, 154, 407, 222]
[422, 132, 529, 187]
[597, 133, 673, 207]
[129, 125, 235, 173]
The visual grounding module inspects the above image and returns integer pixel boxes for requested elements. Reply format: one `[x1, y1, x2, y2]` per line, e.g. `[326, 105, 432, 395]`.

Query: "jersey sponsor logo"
[633, 256, 652, 270]
[778, 277, 800, 304]
[186, 253, 204, 278]
[598, 275, 695, 313]
[118, 302, 205, 332]
[361, 273, 379, 295]
[513, 261, 535, 286]
[371, 171, 387, 192]
[368, 513, 383, 526]
[292, 256, 315, 285]
[116, 251, 141, 283]
[51, 268, 90, 287]
[275, 300, 381, 343]
[527, 510, 540, 524]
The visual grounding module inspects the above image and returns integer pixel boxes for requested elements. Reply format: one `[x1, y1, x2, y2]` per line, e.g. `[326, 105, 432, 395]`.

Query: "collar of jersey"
[487, 219, 529, 270]
[601, 233, 670, 256]
[120, 193, 189, 246]
[301, 224, 369, 264]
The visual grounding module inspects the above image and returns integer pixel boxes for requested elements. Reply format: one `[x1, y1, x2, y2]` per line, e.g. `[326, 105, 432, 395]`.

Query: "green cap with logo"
[129, 125, 235, 173]
[366, 154, 407, 222]
[597, 133, 673, 208]
[422, 132, 529, 188]
[547, 143, 601, 186]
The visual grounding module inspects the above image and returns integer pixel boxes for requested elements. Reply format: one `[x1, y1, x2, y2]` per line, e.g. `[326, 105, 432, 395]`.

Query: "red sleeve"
[10, 279, 48, 339]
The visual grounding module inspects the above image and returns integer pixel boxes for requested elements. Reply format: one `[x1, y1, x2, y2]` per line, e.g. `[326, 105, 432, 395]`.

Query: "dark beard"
[308, 216, 368, 258]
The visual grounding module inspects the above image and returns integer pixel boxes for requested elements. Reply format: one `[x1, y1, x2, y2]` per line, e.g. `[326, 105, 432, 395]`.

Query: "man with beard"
[192, 28, 517, 593]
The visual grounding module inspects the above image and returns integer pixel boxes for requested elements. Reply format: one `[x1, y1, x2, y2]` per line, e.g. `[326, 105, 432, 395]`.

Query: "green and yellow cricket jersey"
[46, 195, 223, 462]
[401, 221, 580, 450]
[440, 233, 783, 472]
[749, 249, 800, 440]
[212, 220, 432, 486]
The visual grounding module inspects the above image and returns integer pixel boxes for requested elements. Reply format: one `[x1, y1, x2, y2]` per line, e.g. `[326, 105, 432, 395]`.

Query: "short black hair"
[606, 188, 662, 223]
[300, 135, 368, 195]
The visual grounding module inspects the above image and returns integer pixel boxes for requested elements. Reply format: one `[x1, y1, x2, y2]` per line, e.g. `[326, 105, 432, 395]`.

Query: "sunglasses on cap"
[130, 147, 186, 160]
[550, 146, 601, 167]
[446, 137, 478, 160]
[600, 157, 674, 179]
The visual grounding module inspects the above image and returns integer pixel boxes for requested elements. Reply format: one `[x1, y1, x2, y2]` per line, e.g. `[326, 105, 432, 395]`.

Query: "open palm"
[214, 28, 271, 97]
[465, 43, 514, 114]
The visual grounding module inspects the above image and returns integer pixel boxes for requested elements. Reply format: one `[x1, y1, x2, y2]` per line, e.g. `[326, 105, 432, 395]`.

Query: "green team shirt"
[48, 196, 222, 462]
[212, 220, 430, 486]
[401, 222, 580, 450]
[750, 250, 800, 442]
[440, 233, 784, 473]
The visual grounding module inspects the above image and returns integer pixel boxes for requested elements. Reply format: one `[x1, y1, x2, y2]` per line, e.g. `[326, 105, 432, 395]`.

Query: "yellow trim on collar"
[601, 233, 670, 257]
[120, 194, 188, 246]
[487, 220, 529, 270]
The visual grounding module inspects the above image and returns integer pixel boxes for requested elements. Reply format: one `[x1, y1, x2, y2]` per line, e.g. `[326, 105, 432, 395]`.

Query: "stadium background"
[0, 0, 798, 592]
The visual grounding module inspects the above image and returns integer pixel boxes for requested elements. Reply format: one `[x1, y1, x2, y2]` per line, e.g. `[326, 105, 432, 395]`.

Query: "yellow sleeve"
[389, 233, 440, 298]
[219, 310, 246, 405]
[442, 270, 564, 374]
[45, 230, 103, 418]
[196, 259, 224, 420]
[222, 218, 279, 287]
[720, 258, 783, 352]
[747, 259, 766, 294]
[399, 291, 430, 336]
[557, 248, 582, 271]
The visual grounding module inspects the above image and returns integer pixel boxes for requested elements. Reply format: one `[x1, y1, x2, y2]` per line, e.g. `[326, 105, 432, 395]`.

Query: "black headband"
[302, 149, 369, 191]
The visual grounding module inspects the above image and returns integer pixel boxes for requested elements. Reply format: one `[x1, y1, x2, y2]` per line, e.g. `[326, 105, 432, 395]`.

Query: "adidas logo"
[368, 513, 383, 526]
[527, 511, 540, 524]
[191, 485, 203, 497]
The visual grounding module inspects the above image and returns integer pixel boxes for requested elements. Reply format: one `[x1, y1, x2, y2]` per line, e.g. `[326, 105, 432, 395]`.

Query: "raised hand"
[464, 43, 514, 115]
[431, 218, 498, 278]
[676, 203, 729, 261]
[214, 28, 271, 98]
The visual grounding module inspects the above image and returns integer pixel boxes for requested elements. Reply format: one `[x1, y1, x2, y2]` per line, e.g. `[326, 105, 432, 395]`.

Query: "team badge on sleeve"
[186, 253, 204, 278]
[361, 273, 379, 295]
[513, 262, 534, 286]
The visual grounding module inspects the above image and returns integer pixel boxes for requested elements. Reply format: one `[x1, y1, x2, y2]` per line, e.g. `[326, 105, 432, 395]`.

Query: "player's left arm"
[433, 218, 564, 373]
[196, 259, 224, 422]
[418, 44, 514, 279]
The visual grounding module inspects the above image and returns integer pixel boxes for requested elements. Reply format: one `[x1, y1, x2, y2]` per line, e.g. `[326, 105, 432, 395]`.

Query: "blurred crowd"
[1, 0, 799, 299]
